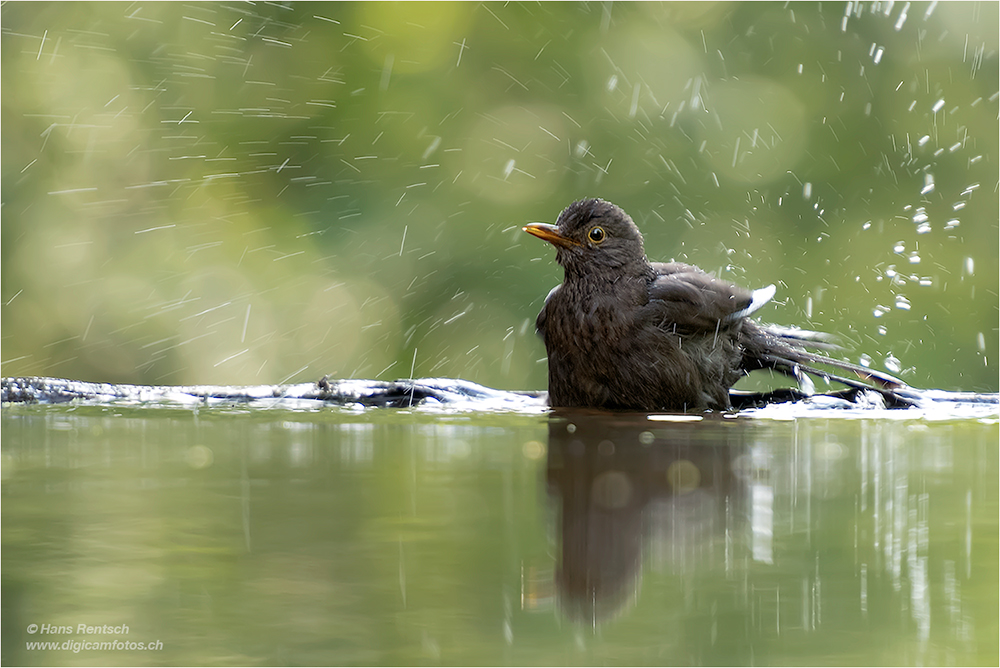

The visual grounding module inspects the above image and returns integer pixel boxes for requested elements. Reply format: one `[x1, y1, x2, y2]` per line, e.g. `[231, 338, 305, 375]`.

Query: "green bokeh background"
[2, 1, 997, 392]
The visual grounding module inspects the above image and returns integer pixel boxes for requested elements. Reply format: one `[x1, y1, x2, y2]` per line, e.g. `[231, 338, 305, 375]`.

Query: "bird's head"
[523, 199, 649, 277]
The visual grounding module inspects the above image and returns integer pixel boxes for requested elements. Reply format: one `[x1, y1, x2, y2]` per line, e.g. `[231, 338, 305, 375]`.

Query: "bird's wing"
[535, 284, 561, 334]
[645, 263, 772, 332]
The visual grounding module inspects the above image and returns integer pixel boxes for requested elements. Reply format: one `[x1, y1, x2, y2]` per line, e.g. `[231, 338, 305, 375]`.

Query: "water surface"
[2, 405, 997, 666]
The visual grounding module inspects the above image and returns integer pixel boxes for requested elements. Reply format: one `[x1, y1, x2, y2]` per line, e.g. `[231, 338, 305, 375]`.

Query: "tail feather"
[743, 322, 910, 403]
[762, 325, 839, 352]
[759, 350, 904, 392]
[784, 348, 905, 390]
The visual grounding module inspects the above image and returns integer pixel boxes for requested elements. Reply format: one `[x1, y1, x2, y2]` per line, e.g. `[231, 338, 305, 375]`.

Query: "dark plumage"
[523, 198, 904, 411]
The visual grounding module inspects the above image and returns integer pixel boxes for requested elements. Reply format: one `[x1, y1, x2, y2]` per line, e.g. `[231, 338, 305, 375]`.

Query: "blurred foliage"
[2, 1, 997, 391]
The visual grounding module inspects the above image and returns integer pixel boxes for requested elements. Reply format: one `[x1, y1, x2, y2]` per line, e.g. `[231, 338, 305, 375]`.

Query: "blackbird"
[523, 198, 905, 411]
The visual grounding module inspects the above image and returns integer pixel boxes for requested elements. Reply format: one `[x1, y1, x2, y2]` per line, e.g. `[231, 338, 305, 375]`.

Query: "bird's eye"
[588, 226, 606, 244]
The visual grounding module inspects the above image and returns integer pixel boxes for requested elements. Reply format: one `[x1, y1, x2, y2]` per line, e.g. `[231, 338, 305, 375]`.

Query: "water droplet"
[873, 46, 884, 64]
[884, 354, 902, 373]
[931, 98, 945, 113]
[965, 257, 974, 275]
[893, 4, 909, 30]
[977, 333, 986, 351]
[503, 159, 515, 179]
[944, 219, 960, 229]
[877, 326, 888, 336]
[185, 445, 214, 469]
[893, 241, 906, 253]
[917, 135, 930, 146]
[895, 295, 911, 310]
[920, 174, 934, 194]
[803, 182, 812, 199]
[522, 440, 545, 460]
[422, 136, 441, 160]
[859, 353, 872, 368]
[908, 253, 921, 264]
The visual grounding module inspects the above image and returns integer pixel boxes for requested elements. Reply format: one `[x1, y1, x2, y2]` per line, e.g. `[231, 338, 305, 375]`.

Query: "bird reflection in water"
[543, 410, 749, 626]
